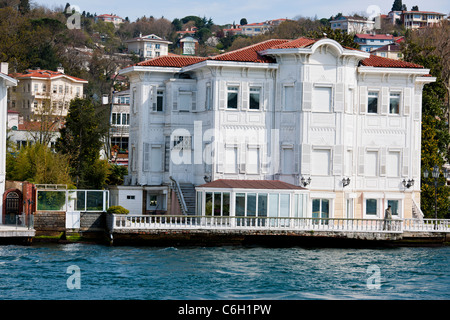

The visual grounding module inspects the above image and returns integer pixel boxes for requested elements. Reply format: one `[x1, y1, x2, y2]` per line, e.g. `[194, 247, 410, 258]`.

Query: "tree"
[411, 5, 419, 11]
[391, 0, 403, 11]
[56, 98, 108, 188]
[402, 36, 450, 218]
[240, 18, 247, 26]
[7, 143, 73, 185]
[308, 26, 359, 49]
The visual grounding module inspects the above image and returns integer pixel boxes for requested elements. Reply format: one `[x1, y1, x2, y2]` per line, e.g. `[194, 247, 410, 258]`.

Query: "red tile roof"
[198, 179, 306, 190]
[269, 37, 317, 49]
[360, 54, 423, 68]
[355, 34, 395, 40]
[131, 37, 426, 70]
[211, 39, 290, 63]
[10, 69, 87, 82]
[136, 55, 207, 68]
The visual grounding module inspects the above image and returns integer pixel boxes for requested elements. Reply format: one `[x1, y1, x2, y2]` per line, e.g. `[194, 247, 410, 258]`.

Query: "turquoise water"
[0, 244, 448, 300]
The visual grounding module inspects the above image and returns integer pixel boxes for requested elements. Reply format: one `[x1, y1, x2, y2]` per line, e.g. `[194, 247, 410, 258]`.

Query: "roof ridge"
[212, 38, 290, 59]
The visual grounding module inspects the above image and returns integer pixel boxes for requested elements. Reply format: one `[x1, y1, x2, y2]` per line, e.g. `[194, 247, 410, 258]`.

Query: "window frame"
[226, 86, 239, 109]
[367, 90, 379, 114]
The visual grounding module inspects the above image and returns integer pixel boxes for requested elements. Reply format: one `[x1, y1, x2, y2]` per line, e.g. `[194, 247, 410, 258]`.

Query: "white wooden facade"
[118, 38, 434, 219]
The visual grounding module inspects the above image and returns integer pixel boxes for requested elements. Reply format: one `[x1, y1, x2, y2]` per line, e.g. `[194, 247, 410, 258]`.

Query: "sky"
[33, 0, 449, 26]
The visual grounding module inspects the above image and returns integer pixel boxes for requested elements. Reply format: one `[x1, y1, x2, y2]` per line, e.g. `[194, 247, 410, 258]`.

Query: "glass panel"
[280, 194, 290, 217]
[312, 199, 320, 223]
[249, 88, 260, 109]
[321, 199, 329, 225]
[222, 193, 230, 216]
[388, 200, 399, 216]
[366, 199, 377, 215]
[368, 92, 378, 113]
[86, 191, 104, 211]
[227, 87, 238, 109]
[214, 192, 222, 216]
[75, 191, 85, 211]
[268, 194, 278, 217]
[257, 194, 267, 217]
[235, 193, 245, 217]
[389, 93, 400, 114]
[37, 191, 66, 211]
[205, 192, 212, 216]
[247, 193, 256, 216]
[196, 192, 202, 216]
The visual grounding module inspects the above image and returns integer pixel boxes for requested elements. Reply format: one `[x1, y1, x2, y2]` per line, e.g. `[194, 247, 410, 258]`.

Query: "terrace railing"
[109, 215, 416, 233]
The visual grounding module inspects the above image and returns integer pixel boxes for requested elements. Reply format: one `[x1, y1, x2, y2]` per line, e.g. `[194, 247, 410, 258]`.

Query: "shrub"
[106, 205, 130, 215]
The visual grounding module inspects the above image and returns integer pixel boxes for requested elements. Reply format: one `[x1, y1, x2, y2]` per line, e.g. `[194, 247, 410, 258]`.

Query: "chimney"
[57, 66, 64, 74]
[1, 62, 8, 75]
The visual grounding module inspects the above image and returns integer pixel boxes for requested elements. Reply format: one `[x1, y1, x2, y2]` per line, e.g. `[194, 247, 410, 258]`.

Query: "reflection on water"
[0, 244, 448, 300]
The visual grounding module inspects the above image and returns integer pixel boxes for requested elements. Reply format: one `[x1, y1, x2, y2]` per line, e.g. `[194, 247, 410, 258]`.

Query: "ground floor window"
[366, 199, 378, 216]
[387, 199, 399, 216]
[205, 192, 230, 217]
[312, 198, 330, 225]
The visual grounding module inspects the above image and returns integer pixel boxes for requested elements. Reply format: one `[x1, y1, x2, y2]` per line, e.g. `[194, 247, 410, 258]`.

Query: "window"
[284, 85, 295, 111]
[312, 199, 329, 225]
[34, 84, 38, 92]
[42, 84, 47, 92]
[225, 146, 238, 174]
[249, 87, 261, 109]
[389, 92, 400, 114]
[206, 85, 212, 110]
[312, 149, 331, 176]
[155, 44, 160, 49]
[368, 91, 378, 113]
[282, 147, 294, 174]
[155, 90, 164, 112]
[227, 86, 238, 109]
[365, 151, 378, 177]
[313, 86, 332, 112]
[366, 199, 377, 215]
[127, 195, 135, 200]
[387, 151, 400, 177]
[179, 92, 192, 111]
[246, 147, 259, 174]
[388, 200, 399, 216]
[59, 85, 63, 94]
[53, 85, 57, 93]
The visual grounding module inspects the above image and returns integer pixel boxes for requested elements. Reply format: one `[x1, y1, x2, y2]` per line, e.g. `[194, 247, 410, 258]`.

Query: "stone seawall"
[33, 211, 107, 242]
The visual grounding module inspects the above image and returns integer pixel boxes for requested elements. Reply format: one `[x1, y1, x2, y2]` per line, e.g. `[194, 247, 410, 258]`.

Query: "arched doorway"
[3, 190, 22, 225]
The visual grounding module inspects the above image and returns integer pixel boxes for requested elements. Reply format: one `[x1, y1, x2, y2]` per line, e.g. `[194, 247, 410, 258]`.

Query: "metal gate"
[5, 191, 21, 225]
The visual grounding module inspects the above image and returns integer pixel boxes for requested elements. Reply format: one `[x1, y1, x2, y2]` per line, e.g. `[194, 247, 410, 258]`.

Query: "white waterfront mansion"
[114, 37, 433, 222]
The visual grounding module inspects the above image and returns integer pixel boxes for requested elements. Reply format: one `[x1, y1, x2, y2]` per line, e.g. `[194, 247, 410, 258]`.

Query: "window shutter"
[403, 87, 411, 116]
[216, 143, 224, 173]
[380, 147, 386, 176]
[218, 81, 226, 109]
[191, 91, 197, 111]
[239, 144, 246, 173]
[151, 85, 158, 112]
[359, 86, 367, 114]
[414, 91, 421, 120]
[381, 87, 389, 114]
[333, 145, 343, 176]
[358, 147, 365, 175]
[301, 144, 311, 175]
[172, 88, 178, 111]
[302, 82, 312, 111]
[263, 82, 270, 110]
[294, 144, 300, 173]
[334, 83, 345, 112]
[402, 148, 409, 177]
[241, 83, 248, 109]
[143, 143, 150, 171]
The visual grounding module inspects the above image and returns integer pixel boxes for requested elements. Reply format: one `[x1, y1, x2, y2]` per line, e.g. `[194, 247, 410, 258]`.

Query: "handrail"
[169, 176, 188, 215]
[111, 215, 412, 233]
[411, 198, 424, 220]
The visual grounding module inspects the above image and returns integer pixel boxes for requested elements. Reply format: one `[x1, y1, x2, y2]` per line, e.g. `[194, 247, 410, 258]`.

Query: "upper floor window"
[313, 86, 332, 112]
[389, 92, 400, 114]
[156, 90, 164, 112]
[368, 91, 378, 113]
[249, 87, 261, 110]
[227, 86, 238, 109]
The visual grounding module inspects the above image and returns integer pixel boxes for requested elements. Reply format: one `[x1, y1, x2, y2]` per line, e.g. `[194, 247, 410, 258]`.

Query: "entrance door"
[5, 192, 21, 225]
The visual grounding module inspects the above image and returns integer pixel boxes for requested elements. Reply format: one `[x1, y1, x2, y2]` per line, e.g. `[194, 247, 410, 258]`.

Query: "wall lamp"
[300, 176, 311, 187]
[342, 177, 350, 187]
[402, 178, 415, 189]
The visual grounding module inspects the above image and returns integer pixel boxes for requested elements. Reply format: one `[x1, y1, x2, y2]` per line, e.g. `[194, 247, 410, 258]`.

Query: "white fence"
[106, 215, 443, 233]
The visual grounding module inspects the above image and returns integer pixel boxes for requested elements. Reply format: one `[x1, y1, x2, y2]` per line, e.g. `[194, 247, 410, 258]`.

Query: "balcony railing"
[107, 215, 431, 233]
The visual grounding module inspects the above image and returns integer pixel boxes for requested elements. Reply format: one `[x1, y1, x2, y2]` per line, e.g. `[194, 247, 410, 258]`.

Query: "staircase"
[179, 183, 196, 215]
